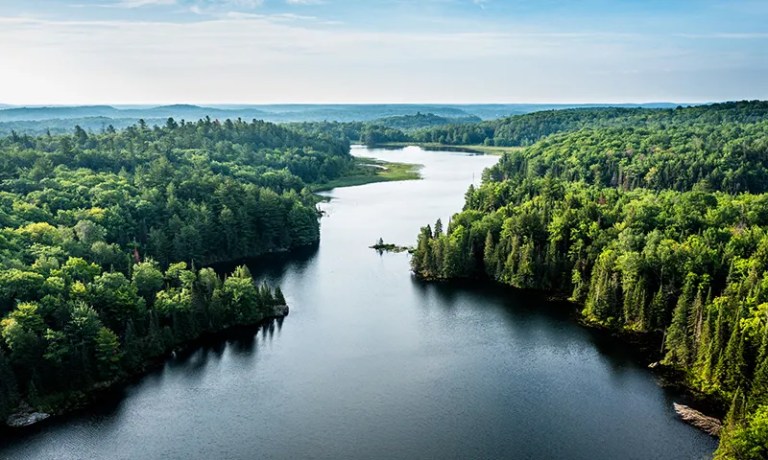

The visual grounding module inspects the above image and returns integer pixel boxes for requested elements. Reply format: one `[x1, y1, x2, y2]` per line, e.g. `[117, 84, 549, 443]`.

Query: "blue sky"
[1, 0, 766, 104]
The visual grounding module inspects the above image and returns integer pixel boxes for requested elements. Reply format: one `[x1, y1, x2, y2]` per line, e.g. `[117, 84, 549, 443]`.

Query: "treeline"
[411, 102, 768, 458]
[370, 112, 481, 131]
[290, 101, 768, 152]
[0, 117, 351, 421]
[410, 100, 768, 147]
[286, 112, 480, 147]
[0, 262, 285, 418]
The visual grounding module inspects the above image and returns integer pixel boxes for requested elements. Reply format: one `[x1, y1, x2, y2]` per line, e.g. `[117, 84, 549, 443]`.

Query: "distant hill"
[0, 102, 698, 135]
[371, 112, 481, 131]
[0, 117, 159, 136]
[0, 104, 476, 124]
[0, 105, 268, 122]
[456, 102, 684, 120]
[410, 101, 765, 146]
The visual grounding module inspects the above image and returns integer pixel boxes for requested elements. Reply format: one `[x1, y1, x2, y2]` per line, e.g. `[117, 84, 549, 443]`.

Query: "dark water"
[0, 146, 716, 460]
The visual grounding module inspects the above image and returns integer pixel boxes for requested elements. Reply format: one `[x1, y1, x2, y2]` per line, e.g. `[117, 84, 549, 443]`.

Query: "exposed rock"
[271, 304, 289, 317]
[673, 402, 722, 436]
[6, 402, 51, 428]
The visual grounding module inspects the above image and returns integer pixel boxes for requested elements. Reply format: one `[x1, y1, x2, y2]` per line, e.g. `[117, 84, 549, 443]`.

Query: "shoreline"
[2, 306, 289, 434]
[311, 156, 422, 192]
[3, 151, 425, 435]
[412, 272, 726, 431]
[2, 147, 425, 435]
[373, 142, 524, 156]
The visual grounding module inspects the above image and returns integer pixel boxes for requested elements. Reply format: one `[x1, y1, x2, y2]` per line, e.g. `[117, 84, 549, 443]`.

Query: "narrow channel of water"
[0, 146, 717, 459]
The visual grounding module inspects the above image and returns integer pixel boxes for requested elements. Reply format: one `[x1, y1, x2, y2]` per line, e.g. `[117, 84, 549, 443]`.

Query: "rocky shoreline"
[673, 403, 722, 436]
[6, 402, 51, 428]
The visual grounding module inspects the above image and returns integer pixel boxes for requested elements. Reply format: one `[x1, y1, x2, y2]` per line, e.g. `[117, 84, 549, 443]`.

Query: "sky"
[0, 0, 767, 104]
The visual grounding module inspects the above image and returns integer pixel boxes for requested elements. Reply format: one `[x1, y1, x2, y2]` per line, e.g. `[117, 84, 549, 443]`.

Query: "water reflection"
[210, 243, 319, 279]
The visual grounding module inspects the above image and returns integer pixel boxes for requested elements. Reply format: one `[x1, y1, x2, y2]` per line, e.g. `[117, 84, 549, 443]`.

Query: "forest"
[410, 101, 768, 458]
[0, 117, 358, 421]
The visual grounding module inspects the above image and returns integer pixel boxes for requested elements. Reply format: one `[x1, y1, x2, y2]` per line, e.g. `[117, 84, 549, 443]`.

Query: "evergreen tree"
[663, 274, 696, 366]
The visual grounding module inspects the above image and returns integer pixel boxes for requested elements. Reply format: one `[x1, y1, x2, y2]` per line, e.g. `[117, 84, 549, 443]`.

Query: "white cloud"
[286, 0, 325, 4]
[90, 0, 262, 10]
[677, 32, 768, 40]
[226, 0, 264, 7]
[110, 0, 176, 8]
[0, 14, 764, 104]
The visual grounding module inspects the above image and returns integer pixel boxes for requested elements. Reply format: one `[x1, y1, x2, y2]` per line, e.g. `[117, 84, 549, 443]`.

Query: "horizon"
[0, 100, 739, 108]
[2, 0, 767, 104]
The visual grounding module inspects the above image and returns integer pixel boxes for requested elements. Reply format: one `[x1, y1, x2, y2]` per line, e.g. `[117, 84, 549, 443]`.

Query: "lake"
[0, 145, 717, 459]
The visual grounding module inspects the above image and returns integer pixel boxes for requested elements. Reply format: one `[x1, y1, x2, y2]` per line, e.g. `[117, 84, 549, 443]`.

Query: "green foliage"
[132, 260, 164, 301]
[94, 327, 122, 381]
[409, 101, 768, 456]
[0, 118, 327, 416]
[719, 405, 768, 459]
[370, 112, 481, 131]
[412, 101, 768, 147]
[0, 349, 18, 419]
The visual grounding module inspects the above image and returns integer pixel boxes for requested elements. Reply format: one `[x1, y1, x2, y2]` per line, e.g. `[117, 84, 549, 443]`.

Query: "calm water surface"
[0, 146, 717, 459]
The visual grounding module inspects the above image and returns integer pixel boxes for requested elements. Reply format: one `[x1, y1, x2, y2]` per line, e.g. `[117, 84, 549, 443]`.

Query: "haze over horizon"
[0, 101, 716, 108]
[2, 0, 767, 105]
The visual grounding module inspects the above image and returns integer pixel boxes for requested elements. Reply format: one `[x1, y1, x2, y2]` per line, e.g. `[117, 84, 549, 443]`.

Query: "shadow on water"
[411, 276, 578, 324]
[209, 244, 319, 278]
[0, 316, 280, 445]
[410, 276, 701, 401]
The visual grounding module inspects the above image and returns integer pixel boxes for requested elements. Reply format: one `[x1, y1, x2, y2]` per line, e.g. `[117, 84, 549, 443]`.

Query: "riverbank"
[374, 142, 524, 155]
[2, 305, 289, 433]
[3, 156, 423, 432]
[413, 271, 726, 432]
[579, 315, 726, 422]
[312, 156, 421, 191]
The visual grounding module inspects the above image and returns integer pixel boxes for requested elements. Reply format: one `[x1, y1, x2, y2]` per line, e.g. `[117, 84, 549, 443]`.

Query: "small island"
[370, 238, 412, 254]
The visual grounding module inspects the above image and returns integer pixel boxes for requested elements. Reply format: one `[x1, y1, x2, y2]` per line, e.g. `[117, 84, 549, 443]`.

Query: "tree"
[132, 260, 164, 302]
[221, 266, 261, 323]
[0, 350, 19, 419]
[663, 274, 696, 366]
[274, 286, 286, 305]
[94, 327, 122, 381]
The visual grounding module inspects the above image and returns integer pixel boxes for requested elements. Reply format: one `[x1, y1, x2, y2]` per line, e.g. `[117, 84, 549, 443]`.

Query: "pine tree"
[483, 230, 496, 278]
[274, 286, 286, 305]
[749, 328, 768, 408]
[688, 280, 708, 359]
[716, 388, 747, 459]
[717, 320, 748, 392]
[434, 219, 443, 237]
[663, 274, 696, 366]
[95, 327, 123, 381]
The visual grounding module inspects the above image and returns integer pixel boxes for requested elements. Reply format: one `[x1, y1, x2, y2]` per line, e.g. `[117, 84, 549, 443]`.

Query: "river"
[0, 145, 717, 459]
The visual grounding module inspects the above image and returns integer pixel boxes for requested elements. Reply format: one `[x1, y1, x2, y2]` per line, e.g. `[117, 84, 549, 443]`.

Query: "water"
[0, 146, 717, 459]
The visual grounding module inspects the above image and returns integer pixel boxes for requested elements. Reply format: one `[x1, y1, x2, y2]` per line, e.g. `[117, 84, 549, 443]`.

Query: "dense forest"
[0, 117, 356, 421]
[409, 101, 768, 147]
[411, 101, 768, 458]
[0, 104, 490, 136]
[287, 102, 768, 151]
[284, 112, 479, 147]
